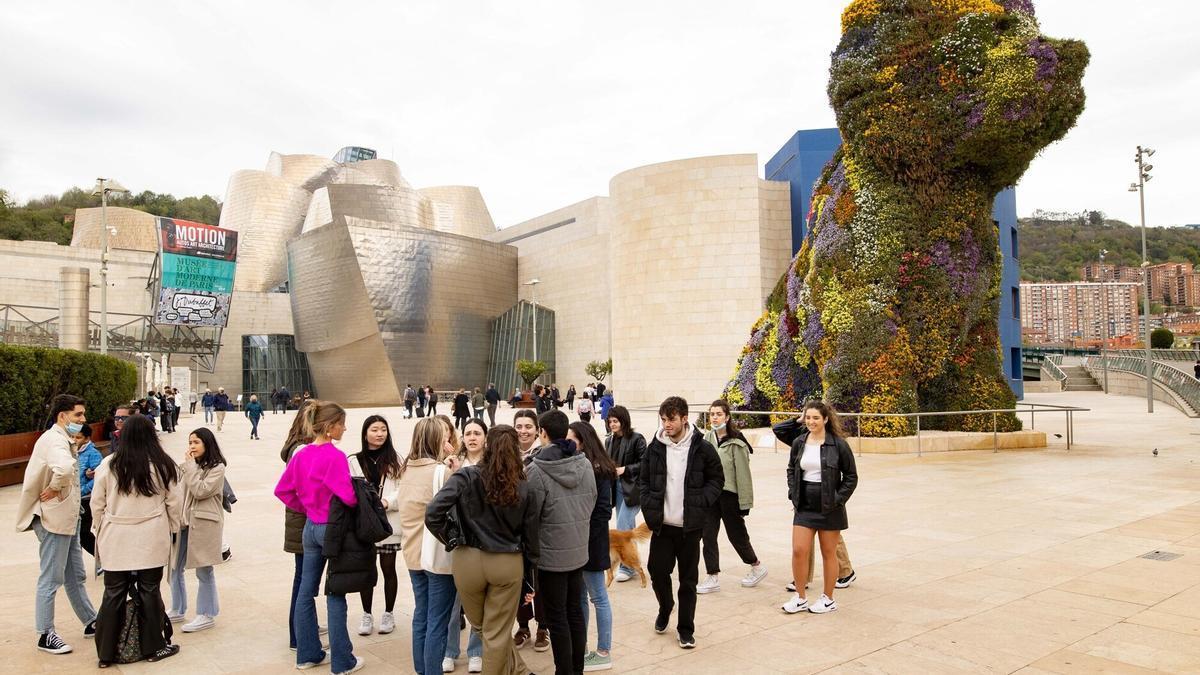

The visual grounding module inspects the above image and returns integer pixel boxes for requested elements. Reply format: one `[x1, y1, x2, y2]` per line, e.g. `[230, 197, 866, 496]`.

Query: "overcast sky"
[1, 1, 1196, 228]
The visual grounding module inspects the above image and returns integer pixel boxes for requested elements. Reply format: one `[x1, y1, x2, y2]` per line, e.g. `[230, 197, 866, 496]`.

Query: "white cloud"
[0, 0, 1195, 227]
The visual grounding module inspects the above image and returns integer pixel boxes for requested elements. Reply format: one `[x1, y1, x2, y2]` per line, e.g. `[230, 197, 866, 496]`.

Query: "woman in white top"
[782, 401, 857, 616]
[349, 415, 403, 636]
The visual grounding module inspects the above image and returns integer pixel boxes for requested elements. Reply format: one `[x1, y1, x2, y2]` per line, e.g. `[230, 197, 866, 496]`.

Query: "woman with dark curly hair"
[426, 425, 541, 675]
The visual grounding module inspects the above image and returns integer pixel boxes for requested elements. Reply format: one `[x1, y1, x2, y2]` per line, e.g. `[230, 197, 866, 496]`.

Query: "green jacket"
[703, 429, 753, 510]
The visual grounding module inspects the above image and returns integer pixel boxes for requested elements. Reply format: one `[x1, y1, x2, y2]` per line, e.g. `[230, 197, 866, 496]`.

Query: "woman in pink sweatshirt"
[275, 401, 364, 675]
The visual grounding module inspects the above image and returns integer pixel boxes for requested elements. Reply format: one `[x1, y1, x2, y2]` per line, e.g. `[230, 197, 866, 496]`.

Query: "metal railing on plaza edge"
[1042, 354, 1068, 388]
[632, 402, 1089, 457]
[1082, 354, 1200, 417]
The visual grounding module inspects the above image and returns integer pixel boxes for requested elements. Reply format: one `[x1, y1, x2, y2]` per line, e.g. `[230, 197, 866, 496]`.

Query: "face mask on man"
[65, 422, 84, 435]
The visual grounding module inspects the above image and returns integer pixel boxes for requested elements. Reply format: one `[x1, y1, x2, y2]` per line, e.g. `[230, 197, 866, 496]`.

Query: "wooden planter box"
[513, 391, 537, 409]
[0, 421, 106, 488]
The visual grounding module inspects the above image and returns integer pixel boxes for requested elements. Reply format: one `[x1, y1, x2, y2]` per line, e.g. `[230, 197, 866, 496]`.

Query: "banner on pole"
[153, 217, 238, 327]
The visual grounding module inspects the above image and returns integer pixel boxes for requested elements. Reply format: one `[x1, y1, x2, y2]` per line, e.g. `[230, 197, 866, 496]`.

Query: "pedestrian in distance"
[417, 386, 428, 417]
[565, 385, 576, 412]
[426, 425, 541, 675]
[598, 390, 614, 424]
[1194, 359, 1200, 380]
[782, 400, 858, 616]
[274, 401, 365, 675]
[270, 388, 279, 414]
[188, 390, 198, 415]
[569, 421, 617, 672]
[471, 387, 485, 422]
[170, 389, 181, 430]
[576, 392, 594, 424]
[158, 390, 174, 434]
[638, 396, 723, 649]
[167, 428, 228, 633]
[397, 418, 459, 675]
[484, 383, 500, 427]
[349, 415, 404, 637]
[452, 389, 470, 434]
[91, 414, 182, 665]
[245, 395, 264, 440]
[525, 410, 597, 675]
[14, 394, 99, 655]
[201, 389, 215, 424]
[212, 388, 231, 432]
[279, 386, 292, 413]
[697, 400, 766, 595]
[605, 405, 646, 583]
[404, 385, 417, 419]
[76, 424, 103, 565]
[428, 387, 440, 416]
[442, 418, 487, 673]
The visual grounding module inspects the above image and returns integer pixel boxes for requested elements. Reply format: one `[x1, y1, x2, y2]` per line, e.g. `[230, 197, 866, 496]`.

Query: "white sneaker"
[468, 656, 483, 673]
[182, 615, 215, 632]
[297, 653, 330, 670]
[807, 593, 838, 614]
[741, 563, 768, 587]
[357, 613, 373, 636]
[378, 611, 395, 634]
[442, 656, 456, 672]
[696, 574, 721, 594]
[784, 580, 810, 592]
[333, 656, 365, 675]
[781, 594, 810, 614]
[166, 611, 186, 623]
[614, 568, 633, 583]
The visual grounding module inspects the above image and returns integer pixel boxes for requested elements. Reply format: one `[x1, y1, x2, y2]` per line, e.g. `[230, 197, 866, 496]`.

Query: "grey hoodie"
[526, 440, 597, 572]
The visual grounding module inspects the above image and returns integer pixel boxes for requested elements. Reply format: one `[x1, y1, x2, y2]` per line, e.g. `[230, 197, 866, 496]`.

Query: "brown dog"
[606, 523, 651, 587]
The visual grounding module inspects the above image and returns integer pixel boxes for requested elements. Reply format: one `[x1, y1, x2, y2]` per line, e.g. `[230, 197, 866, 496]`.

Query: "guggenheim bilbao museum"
[1, 134, 1022, 408]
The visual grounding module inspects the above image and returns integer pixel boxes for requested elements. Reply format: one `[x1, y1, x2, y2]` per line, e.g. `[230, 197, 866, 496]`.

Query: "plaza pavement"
[2, 390, 1199, 673]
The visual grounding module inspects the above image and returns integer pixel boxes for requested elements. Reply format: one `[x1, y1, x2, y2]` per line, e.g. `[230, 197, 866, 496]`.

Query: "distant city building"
[1082, 261, 1200, 307]
[1021, 281, 1140, 345]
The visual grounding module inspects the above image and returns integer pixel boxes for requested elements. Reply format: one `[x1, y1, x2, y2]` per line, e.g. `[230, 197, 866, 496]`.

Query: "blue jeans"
[615, 481, 641, 575]
[445, 593, 483, 659]
[203, 406, 214, 423]
[580, 570, 612, 653]
[409, 570, 457, 675]
[168, 527, 219, 617]
[298, 520, 354, 672]
[250, 417, 260, 437]
[33, 517, 97, 633]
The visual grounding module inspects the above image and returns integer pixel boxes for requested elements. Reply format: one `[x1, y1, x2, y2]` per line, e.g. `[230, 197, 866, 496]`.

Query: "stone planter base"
[742, 427, 1047, 455]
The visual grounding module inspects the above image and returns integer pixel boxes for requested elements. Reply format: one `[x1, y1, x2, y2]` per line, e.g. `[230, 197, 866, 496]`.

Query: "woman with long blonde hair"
[275, 401, 363, 673]
[398, 418, 457, 675]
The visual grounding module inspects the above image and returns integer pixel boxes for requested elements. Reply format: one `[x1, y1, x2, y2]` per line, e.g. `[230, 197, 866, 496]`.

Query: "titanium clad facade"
[288, 216, 517, 406]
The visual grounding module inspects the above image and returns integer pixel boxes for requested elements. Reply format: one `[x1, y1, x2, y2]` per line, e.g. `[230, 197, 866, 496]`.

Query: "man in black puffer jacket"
[324, 477, 392, 595]
[638, 396, 723, 650]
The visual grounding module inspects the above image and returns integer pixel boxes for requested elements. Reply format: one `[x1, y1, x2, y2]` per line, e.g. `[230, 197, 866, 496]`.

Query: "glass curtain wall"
[487, 300, 555, 398]
[242, 334, 315, 406]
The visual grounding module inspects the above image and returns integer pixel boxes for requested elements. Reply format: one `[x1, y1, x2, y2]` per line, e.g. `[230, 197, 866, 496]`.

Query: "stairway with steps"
[1061, 365, 1103, 391]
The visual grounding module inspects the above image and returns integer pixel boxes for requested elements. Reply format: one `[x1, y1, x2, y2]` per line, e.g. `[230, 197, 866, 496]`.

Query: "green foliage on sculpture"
[726, 0, 1088, 436]
[1150, 328, 1175, 349]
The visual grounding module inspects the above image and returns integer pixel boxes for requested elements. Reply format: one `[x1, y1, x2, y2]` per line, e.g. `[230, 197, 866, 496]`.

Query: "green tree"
[516, 360, 547, 389]
[0, 186, 223, 245]
[1150, 327, 1175, 349]
[585, 358, 612, 383]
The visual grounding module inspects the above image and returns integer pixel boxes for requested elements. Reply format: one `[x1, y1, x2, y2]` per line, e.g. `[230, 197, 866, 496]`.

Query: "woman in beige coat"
[90, 415, 182, 666]
[167, 427, 227, 633]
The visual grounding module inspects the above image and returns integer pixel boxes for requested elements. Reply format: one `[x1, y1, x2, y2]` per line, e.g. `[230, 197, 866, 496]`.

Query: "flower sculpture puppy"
[727, 0, 1088, 436]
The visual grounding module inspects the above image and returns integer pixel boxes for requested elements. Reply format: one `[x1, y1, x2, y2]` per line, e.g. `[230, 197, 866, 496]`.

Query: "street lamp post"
[1098, 249, 1109, 393]
[1130, 147, 1155, 412]
[91, 178, 129, 355]
[523, 277, 541, 363]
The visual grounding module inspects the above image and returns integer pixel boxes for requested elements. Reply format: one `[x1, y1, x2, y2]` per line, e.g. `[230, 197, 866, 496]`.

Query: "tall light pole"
[523, 278, 541, 363]
[91, 178, 128, 355]
[1130, 147, 1155, 412]
[1098, 249, 1109, 393]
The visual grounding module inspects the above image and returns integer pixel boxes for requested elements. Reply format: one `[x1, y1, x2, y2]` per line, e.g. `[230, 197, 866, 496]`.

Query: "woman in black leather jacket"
[604, 405, 646, 583]
[426, 425, 541, 675]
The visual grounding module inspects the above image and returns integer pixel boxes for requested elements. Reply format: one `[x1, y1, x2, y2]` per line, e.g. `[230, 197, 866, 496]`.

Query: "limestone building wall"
[70, 207, 160, 253]
[0, 240, 155, 319]
[420, 186, 497, 240]
[490, 197, 612, 392]
[200, 290, 295, 397]
[607, 154, 791, 408]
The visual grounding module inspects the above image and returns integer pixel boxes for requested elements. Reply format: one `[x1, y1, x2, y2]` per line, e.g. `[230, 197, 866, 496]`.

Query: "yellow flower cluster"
[841, 0, 881, 33]
[930, 0, 1004, 19]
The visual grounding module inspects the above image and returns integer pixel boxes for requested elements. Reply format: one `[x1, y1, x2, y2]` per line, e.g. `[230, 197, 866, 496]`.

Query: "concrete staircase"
[1062, 365, 1102, 392]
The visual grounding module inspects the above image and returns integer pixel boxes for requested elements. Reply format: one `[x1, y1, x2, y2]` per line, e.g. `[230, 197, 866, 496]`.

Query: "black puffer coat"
[583, 475, 613, 572]
[638, 427, 723, 533]
[323, 477, 392, 595]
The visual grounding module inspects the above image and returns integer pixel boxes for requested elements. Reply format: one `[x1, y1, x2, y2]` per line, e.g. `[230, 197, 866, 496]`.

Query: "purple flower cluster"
[967, 102, 986, 129]
[734, 353, 756, 401]
[1027, 38, 1058, 81]
[773, 328, 797, 391]
[802, 311, 824, 352]
[1000, 0, 1036, 16]
[786, 266, 803, 310]
[1002, 98, 1034, 122]
[929, 230, 981, 295]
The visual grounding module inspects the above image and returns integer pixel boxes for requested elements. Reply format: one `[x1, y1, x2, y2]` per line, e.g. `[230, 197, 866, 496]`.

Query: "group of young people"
[16, 395, 231, 666]
[271, 393, 859, 675]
